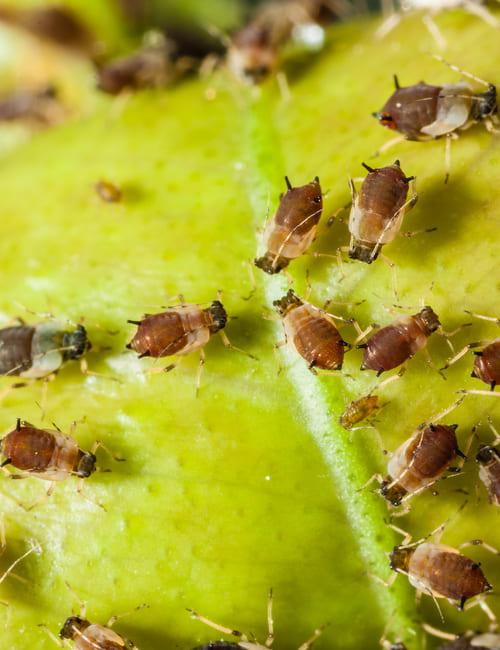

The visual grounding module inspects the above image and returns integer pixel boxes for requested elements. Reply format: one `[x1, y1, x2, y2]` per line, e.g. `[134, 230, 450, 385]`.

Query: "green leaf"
[0, 8, 500, 650]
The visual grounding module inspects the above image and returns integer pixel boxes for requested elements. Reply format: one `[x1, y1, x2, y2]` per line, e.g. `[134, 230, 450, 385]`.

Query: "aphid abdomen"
[378, 83, 442, 139]
[421, 82, 473, 137]
[73, 623, 129, 650]
[388, 425, 458, 494]
[361, 314, 426, 372]
[0, 324, 35, 375]
[477, 446, 500, 506]
[409, 543, 490, 601]
[1, 426, 79, 481]
[284, 304, 344, 370]
[472, 340, 500, 388]
[128, 307, 211, 358]
[25, 321, 65, 378]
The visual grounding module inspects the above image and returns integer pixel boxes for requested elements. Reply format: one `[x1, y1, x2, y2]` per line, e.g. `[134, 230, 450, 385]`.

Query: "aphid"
[347, 160, 417, 264]
[387, 514, 497, 612]
[0, 419, 122, 509]
[254, 176, 323, 274]
[96, 33, 177, 95]
[127, 295, 254, 393]
[95, 180, 122, 203]
[475, 418, 500, 507]
[273, 289, 351, 373]
[42, 586, 143, 649]
[436, 631, 500, 650]
[188, 590, 323, 650]
[374, 66, 497, 141]
[358, 306, 440, 376]
[0, 319, 91, 380]
[338, 394, 379, 429]
[227, 24, 277, 84]
[0, 85, 63, 127]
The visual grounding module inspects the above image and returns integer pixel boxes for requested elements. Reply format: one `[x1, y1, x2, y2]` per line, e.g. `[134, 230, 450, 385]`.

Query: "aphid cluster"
[2, 3, 500, 650]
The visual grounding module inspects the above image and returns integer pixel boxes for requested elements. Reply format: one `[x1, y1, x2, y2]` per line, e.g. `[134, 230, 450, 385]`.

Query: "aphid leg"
[378, 253, 398, 301]
[358, 473, 386, 493]
[432, 55, 495, 89]
[297, 625, 326, 650]
[421, 622, 457, 642]
[421, 347, 445, 379]
[484, 118, 500, 135]
[421, 13, 446, 51]
[187, 608, 248, 642]
[64, 581, 87, 617]
[367, 569, 397, 588]
[465, 311, 500, 327]
[276, 71, 291, 102]
[373, 135, 407, 158]
[444, 132, 458, 185]
[485, 415, 500, 447]
[441, 341, 487, 371]
[25, 482, 57, 511]
[387, 523, 412, 546]
[76, 478, 106, 511]
[458, 389, 500, 398]
[0, 379, 37, 402]
[195, 349, 205, 398]
[274, 341, 287, 374]
[461, 595, 497, 624]
[0, 541, 40, 587]
[106, 603, 147, 628]
[368, 367, 406, 394]
[456, 538, 499, 555]
[79, 358, 121, 383]
[218, 329, 258, 361]
[314, 205, 348, 241]
[353, 324, 376, 347]
[266, 589, 274, 647]
[91, 440, 125, 463]
[39, 623, 68, 647]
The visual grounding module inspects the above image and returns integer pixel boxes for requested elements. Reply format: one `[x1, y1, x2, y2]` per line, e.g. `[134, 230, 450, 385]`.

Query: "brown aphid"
[374, 72, 497, 141]
[436, 630, 500, 650]
[255, 176, 323, 274]
[338, 394, 379, 429]
[389, 539, 493, 610]
[273, 289, 350, 373]
[127, 299, 227, 362]
[475, 418, 500, 507]
[95, 180, 122, 203]
[471, 340, 500, 391]
[379, 423, 462, 507]
[227, 24, 277, 84]
[96, 35, 177, 95]
[0, 419, 120, 509]
[348, 160, 416, 264]
[358, 306, 440, 376]
[0, 85, 62, 127]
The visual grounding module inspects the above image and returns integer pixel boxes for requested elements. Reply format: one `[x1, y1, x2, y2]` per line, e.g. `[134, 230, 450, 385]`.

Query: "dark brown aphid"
[471, 340, 500, 391]
[0, 419, 121, 509]
[0, 85, 62, 126]
[96, 35, 177, 95]
[338, 394, 379, 429]
[378, 423, 462, 507]
[358, 306, 440, 376]
[95, 180, 122, 203]
[348, 160, 416, 263]
[254, 177, 323, 274]
[227, 24, 277, 84]
[388, 517, 495, 610]
[474, 418, 500, 507]
[374, 71, 497, 141]
[0, 320, 90, 379]
[436, 631, 500, 650]
[273, 289, 350, 373]
[189, 590, 323, 650]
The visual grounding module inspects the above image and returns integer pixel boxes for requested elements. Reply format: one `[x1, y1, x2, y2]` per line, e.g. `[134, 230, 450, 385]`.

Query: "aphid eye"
[313, 196, 322, 203]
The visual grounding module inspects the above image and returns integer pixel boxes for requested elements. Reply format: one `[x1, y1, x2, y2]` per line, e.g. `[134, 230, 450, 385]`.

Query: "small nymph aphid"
[227, 24, 277, 85]
[254, 176, 323, 274]
[0, 419, 123, 509]
[273, 289, 351, 373]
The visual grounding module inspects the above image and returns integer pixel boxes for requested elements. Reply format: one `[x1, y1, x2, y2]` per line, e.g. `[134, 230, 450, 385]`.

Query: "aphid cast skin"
[0, 321, 90, 379]
[359, 306, 440, 375]
[348, 160, 416, 263]
[273, 289, 350, 372]
[227, 24, 277, 84]
[374, 74, 497, 140]
[255, 176, 323, 274]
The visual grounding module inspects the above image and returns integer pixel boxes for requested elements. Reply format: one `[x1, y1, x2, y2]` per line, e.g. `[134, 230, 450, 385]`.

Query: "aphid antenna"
[425, 588, 445, 623]
[431, 54, 493, 90]
[272, 205, 323, 271]
[0, 540, 41, 586]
